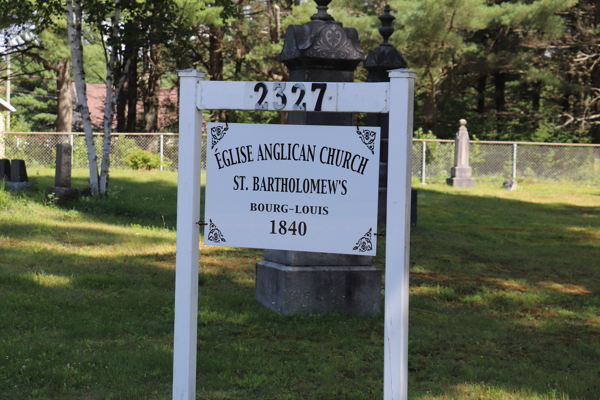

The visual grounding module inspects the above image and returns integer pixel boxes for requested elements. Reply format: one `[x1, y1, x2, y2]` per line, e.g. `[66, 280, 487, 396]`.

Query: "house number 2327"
[252, 82, 328, 112]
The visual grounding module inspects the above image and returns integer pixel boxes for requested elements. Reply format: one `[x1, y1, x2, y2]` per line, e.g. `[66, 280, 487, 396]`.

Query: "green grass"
[0, 169, 598, 399]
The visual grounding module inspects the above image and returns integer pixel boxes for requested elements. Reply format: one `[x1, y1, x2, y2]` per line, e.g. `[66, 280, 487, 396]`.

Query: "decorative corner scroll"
[353, 228, 373, 253]
[210, 124, 229, 150]
[206, 219, 226, 243]
[357, 128, 376, 154]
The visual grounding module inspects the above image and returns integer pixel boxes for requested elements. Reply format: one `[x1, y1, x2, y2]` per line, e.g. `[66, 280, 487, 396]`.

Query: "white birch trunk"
[99, 0, 123, 195]
[67, 0, 99, 195]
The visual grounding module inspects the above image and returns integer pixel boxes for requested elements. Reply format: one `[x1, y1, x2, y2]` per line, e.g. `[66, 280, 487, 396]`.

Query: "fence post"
[512, 143, 517, 179]
[160, 134, 164, 171]
[421, 141, 426, 184]
[69, 134, 74, 162]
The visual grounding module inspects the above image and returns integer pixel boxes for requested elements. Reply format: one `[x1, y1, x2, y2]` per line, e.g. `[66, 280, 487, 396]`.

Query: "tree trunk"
[116, 59, 127, 132]
[532, 81, 542, 112]
[56, 59, 72, 133]
[477, 74, 486, 114]
[590, 0, 600, 143]
[494, 72, 506, 113]
[126, 51, 138, 133]
[494, 72, 506, 133]
[422, 71, 438, 136]
[116, 45, 138, 133]
[209, 26, 224, 81]
[68, 0, 99, 195]
[100, 1, 121, 195]
[143, 46, 160, 133]
[209, 25, 225, 121]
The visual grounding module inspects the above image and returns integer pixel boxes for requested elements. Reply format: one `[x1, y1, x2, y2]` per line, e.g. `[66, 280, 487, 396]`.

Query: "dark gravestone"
[0, 159, 10, 180]
[10, 159, 28, 182]
[256, 0, 381, 315]
[411, 188, 417, 226]
[364, 5, 408, 225]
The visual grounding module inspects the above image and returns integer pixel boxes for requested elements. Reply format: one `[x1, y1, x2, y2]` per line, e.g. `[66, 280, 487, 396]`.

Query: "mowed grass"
[0, 168, 598, 400]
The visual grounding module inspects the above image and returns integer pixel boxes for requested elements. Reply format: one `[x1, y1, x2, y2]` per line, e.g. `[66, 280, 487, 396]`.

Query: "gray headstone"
[447, 120, 476, 188]
[55, 143, 72, 187]
[0, 159, 10, 180]
[256, 0, 381, 315]
[10, 159, 28, 182]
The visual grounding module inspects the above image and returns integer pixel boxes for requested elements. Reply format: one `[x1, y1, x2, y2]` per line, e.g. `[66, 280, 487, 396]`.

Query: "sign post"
[173, 69, 415, 400]
[172, 69, 204, 400]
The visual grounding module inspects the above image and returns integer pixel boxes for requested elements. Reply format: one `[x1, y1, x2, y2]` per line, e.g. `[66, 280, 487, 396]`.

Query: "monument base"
[256, 260, 381, 315]
[446, 177, 476, 188]
[46, 186, 81, 204]
[4, 181, 33, 191]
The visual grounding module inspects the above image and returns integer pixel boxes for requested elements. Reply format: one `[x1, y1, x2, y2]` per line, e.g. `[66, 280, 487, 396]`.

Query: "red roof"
[73, 83, 178, 131]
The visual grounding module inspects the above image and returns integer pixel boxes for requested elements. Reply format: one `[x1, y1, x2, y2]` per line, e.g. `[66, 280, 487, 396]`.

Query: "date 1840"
[270, 220, 307, 236]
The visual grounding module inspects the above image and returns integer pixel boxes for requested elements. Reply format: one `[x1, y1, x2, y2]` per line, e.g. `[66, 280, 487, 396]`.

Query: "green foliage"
[414, 127, 440, 165]
[124, 149, 164, 170]
[1, 0, 599, 144]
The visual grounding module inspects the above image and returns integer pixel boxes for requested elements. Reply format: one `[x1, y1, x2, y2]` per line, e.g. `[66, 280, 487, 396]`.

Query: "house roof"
[73, 83, 178, 131]
[0, 98, 16, 112]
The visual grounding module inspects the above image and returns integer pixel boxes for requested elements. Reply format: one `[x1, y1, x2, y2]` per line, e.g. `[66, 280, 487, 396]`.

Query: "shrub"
[124, 149, 163, 170]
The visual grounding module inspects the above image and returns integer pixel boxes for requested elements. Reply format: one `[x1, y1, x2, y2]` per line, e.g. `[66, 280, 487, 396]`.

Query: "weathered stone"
[55, 143, 72, 187]
[256, 0, 379, 315]
[280, 0, 364, 127]
[256, 260, 381, 315]
[0, 158, 10, 180]
[365, 5, 409, 224]
[46, 186, 80, 204]
[503, 179, 517, 190]
[447, 120, 476, 188]
[10, 159, 28, 182]
[264, 250, 371, 266]
[4, 181, 33, 191]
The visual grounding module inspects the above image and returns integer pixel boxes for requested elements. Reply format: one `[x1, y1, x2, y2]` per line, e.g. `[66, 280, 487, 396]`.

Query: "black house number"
[253, 82, 328, 111]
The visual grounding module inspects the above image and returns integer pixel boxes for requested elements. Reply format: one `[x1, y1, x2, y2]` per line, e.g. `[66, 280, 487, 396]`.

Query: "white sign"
[204, 122, 380, 255]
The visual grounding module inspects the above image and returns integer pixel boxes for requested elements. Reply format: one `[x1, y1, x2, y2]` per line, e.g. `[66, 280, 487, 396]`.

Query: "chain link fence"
[1, 133, 598, 185]
[412, 140, 600, 185]
[0, 132, 206, 172]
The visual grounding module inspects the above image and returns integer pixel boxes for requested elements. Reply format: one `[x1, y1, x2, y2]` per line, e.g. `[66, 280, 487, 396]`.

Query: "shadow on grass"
[13, 169, 190, 230]
[404, 187, 599, 399]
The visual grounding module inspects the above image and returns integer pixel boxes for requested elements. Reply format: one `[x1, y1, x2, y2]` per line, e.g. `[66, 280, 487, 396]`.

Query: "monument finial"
[379, 4, 395, 46]
[311, 0, 334, 21]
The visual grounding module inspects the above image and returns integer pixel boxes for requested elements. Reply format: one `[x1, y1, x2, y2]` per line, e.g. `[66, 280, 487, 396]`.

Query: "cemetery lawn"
[0, 169, 598, 400]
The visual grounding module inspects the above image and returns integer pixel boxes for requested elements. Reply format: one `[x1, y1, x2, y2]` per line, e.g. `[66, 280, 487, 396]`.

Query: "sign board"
[174, 71, 416, 400]
[204, 122, 380, 255]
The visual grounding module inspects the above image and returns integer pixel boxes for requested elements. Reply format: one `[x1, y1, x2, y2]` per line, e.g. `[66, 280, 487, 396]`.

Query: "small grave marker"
[447, 119, 476, 188]
[55, 143, 72, 187]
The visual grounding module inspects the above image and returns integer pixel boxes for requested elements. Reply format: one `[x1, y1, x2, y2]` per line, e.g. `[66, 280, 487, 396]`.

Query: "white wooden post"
[385, 70, 415, 400]
[172, 69, 204, 400]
